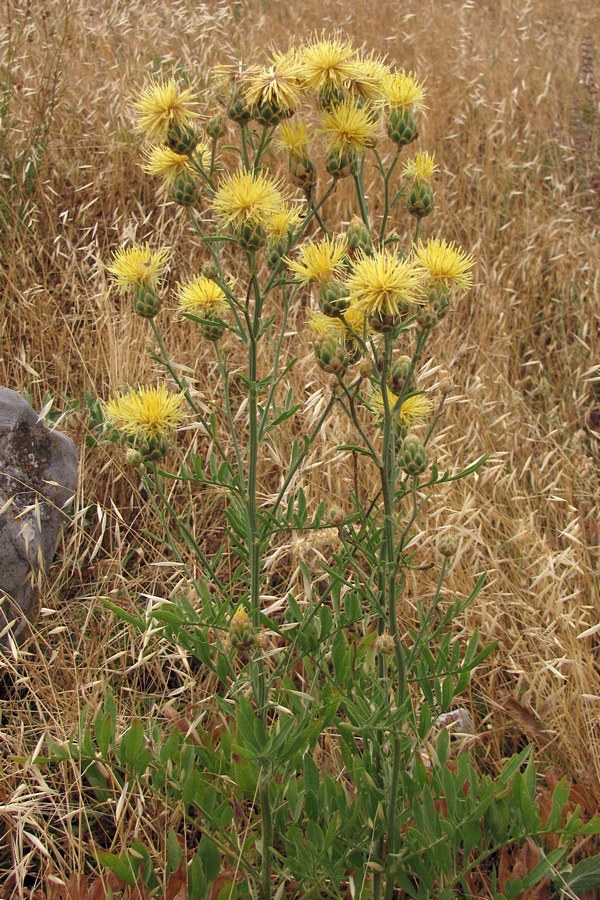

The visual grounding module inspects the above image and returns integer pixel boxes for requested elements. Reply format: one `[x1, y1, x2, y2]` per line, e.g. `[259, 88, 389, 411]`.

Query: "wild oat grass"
[0, 0, 598, 895]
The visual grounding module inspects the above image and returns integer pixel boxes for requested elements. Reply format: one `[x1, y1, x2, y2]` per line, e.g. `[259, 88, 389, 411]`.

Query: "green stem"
[376, 146, 401, 245]
[259, 778, 273, 899]
[353, 162, 371, 234]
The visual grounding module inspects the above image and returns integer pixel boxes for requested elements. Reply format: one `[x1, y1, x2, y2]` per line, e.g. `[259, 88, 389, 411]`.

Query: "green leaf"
[166, 827, 182, 878]
[564, 853, 600, 892]
[198, 834, 221, 883]
[96, 851, 138, 886]
[118, 720, 152, 778]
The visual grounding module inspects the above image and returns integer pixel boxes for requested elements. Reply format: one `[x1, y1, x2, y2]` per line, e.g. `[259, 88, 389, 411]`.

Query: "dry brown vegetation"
[0, 0, 598, 895]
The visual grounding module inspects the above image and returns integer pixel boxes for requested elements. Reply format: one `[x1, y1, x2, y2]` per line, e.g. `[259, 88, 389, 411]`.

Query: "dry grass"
[0, 0, 598, 894]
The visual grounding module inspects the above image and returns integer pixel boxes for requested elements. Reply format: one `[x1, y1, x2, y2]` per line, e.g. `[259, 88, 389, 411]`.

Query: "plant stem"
[260, 777, 273, 899]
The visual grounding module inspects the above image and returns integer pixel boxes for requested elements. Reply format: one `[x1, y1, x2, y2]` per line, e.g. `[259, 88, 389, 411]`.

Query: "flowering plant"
[79, 35, 598, 899]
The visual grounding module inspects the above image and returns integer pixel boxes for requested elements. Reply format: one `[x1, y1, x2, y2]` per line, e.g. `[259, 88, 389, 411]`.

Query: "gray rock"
[0, 387, 78, 647]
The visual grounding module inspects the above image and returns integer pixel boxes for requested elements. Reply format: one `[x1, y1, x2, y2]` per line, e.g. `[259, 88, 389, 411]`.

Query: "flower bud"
[133, 285, 161, 318]
[237, 221, 267, 251]
[227, 95, 253, 124]
[387, 355, 415, 394]
[347, 216, 370, 254]
[171, 171, 198, 206]
[399, 433, 428, 476]
[428, 285, 450, 319]
[267, 238, 288, 268]
[369, 310, 402, 333]
[229, 607, 255, 650]
[202, 261, 220, 280]
[206, 115, 226, 139]
[199, 319, 226, 342]
[325, 148, 357, 179]
[319, 281, 350, 317]
[387, 109, 418, 147]
[417, 307, 439, 329]
[327, 506, 345, 526]
[125, 448, 144, 467]
[289, 156, 316, 191]
[253, 99, 286, 127]
[314, 337, 349, 375]
[167, 122, 198, 154]
[438, 534, 459, 558]
[406, 182, 434, 219]
[318, 84, 348, 112]
[375, 632, 395, 655]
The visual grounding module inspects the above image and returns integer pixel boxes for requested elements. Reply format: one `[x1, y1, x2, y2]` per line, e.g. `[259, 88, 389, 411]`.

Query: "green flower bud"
[227, 95, 253, 124]
[319, 281, 350, 317]
[399, 433, 428, 476]
[229, 607, 255, 650]
[388, 355, 415, 394]
[253, 99, 286, 127]
[369, 310, 402, 333]
[406, 181, 434, 219]
[318, 84, 348, 112]
[171, 171, 198, 206]
[314, 337, 349, 375]
[325, 148, 357, 179]
[206, 115, 226, 139]
[347, 216, 371, 253]
[237, 221, 267, 251]
[133, 285, 161, 318]
[199, 319, 226, 341]
[167, 122, 198, 155]
[387, 109, 418, 147]
[201, 261, 220, 280]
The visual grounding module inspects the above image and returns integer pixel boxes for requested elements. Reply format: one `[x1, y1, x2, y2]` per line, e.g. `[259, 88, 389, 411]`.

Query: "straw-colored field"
[0, 0, 598, 895]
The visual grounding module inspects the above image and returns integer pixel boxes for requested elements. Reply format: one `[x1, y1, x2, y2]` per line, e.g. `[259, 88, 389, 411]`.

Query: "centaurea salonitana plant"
[87, 36, 599, 900]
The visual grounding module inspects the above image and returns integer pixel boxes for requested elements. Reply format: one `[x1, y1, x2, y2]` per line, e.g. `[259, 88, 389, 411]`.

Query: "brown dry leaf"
[165, 861, 188, 900]
[209, 870, 239, 900]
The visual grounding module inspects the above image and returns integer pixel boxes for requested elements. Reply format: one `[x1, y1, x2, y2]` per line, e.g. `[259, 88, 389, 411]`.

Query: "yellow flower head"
[134, 78, 198, 143]
[243, 49, 305, 113]
[142, 145, 192, 183]
[307, 309, 345, 340]
[193, 138, 212, 171]
[346, 53, 390, 102]
[320, 98, 379, 154]
[299, 37, 360, 91]
[286, 235, 348, 285]
[381, 70, 426, 112]
[211, 169, 286, 226]
[413, 238, 475, 293]
[104, 385, 187, 440]
[346, 249, 425, 317]
[370, 387, 432, 426]
[176, 276, 229, 316]
[402, 150, 438, 184]
[276, 120, 310, 158]
[341, 301, 370, 345]
[265, 202, 303, 239]
[107, 243, 172, 292]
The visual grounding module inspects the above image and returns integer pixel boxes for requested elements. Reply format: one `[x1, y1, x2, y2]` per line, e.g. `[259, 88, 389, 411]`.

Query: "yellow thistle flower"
[341, 301, 370, 345]
[402, 150, 438, 184]
[380, 70, 426, 112]
[413, 238, 475, 293]
[299, 37, 360, 91]
[265, 202, 303, 239]
[142, 145, 192, 183]
[104, 385, 187, 440]
[370, 388, 432, 426]
[243, 49, 305, 113]
[346, 54, 390, 102]
[307, 309, 345, 340]
[211, 169, 286, 226]
[107, 244, 172, 292]
[193, 139, 212, 171]
[346, 249, 425, 317]
[286, 235, 348, 285]
[176, 276, 229, 316]
[133, 78, 198, 143]
[320, 99, 379, 154]
[276, 120, 310, 157]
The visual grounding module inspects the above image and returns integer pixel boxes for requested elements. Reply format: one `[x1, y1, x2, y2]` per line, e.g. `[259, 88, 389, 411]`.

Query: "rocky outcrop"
[0, 388, 78, 647]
